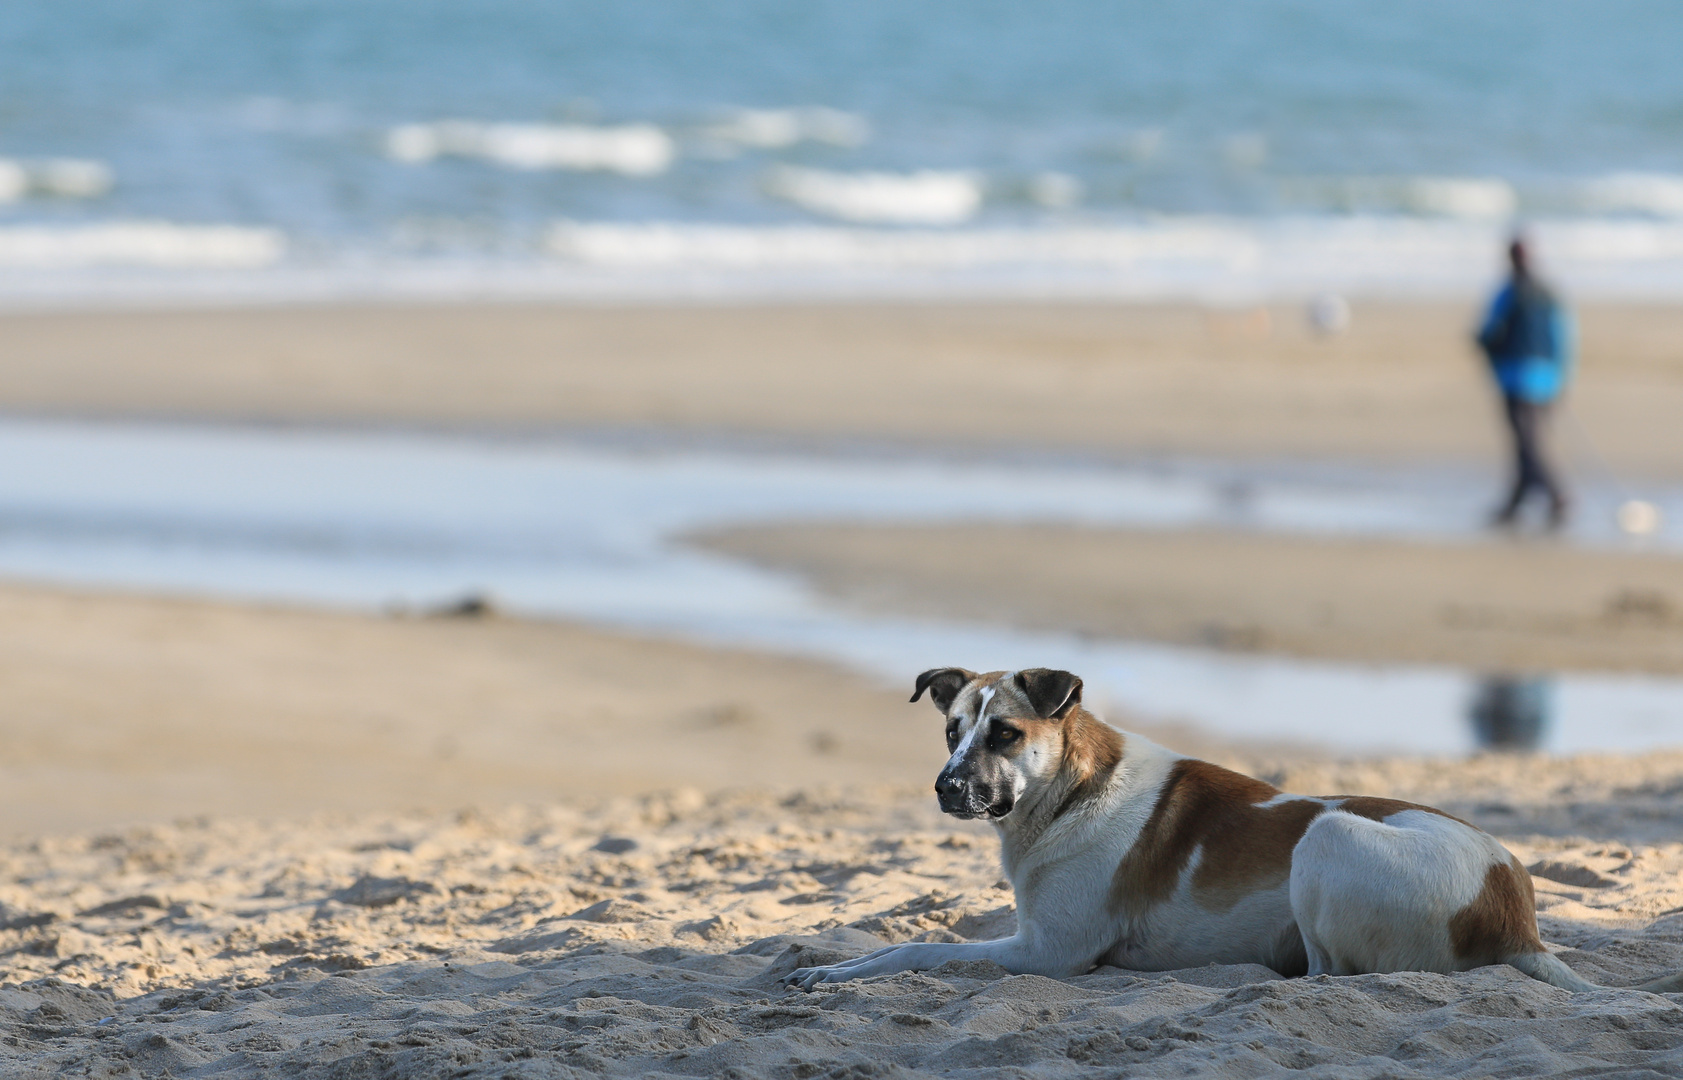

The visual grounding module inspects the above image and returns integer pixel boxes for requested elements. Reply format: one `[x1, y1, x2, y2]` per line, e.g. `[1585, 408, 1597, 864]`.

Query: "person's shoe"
[1488, 504, 1521, 530]
[1546, 497, 1571, 531]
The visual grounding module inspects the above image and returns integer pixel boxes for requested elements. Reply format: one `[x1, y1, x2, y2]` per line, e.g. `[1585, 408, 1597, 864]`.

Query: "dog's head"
[911, 667, 1086, 821]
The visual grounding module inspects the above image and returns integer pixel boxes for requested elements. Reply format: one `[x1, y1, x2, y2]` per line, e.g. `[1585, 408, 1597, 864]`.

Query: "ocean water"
[3, 0, 1682, 299]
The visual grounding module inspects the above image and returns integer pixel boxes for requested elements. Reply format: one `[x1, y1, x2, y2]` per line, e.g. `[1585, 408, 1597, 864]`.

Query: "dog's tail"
[1507, 950, 1683, 994]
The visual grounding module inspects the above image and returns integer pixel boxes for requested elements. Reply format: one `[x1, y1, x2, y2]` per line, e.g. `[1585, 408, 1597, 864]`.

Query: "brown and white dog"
[786, 667, 1683, 993]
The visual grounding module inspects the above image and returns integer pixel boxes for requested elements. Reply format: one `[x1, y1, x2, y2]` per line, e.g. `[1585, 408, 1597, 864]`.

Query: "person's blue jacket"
[1477, 278, 1575, 404]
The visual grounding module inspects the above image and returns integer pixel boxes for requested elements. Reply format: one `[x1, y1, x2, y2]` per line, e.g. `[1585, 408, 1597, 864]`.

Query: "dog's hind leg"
[1302, 935, 1334, 978]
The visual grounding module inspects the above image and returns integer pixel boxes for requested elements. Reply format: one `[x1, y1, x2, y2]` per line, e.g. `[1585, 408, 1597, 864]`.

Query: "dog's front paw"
[782, 964, 852, 991]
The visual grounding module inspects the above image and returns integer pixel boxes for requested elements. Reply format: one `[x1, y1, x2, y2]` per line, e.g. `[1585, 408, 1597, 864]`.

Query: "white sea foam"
[385, 121, 674, 176]
[1026, 172, 1083, 208]
[1527, 219, 1683, 262]
[7, 216, 1683, 305]
[545, 218, 1330, 271]
[1406, 177, 1517, 219]
[1287, 176, 1518, 220]
[0, 158, 114, 201]
[543, 216, 1683, 299]
[762, 166, 983, 225]
[1576, 173, 1683, 218]
[0, 222, 285, 268]
[701, 107, 870, 149]
[30, 159, 115, 199]
[0, 161, 24, 203]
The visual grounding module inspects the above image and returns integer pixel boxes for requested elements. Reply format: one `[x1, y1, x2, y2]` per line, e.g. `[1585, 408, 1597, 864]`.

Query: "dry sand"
[0, 583, 947, 840]
[699, 522, 1683, 676]
[9, 754, 1683, 1078]
[4, 300, 1683, 477]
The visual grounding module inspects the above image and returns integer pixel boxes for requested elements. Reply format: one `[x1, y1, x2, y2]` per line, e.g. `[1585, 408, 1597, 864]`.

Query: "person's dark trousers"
[1495, 394, 1568, 526]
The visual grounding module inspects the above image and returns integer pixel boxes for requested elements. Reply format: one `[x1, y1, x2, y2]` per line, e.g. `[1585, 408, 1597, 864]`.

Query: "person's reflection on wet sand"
[1468, 674, 1553, 751]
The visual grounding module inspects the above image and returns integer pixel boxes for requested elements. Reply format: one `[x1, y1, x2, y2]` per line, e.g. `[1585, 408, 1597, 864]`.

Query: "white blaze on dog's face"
[911, 668, 1083, 821]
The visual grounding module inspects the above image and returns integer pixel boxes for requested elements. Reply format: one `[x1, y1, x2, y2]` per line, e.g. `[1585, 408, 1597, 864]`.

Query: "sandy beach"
[3, 300, 1683, 477]
[700, 522, 1683, 676]
[4, 299, 1683, 1076]
[9, 755, 1683, 1077]
[12, 2, 1683, 1072]
[0, 583, 948, 840]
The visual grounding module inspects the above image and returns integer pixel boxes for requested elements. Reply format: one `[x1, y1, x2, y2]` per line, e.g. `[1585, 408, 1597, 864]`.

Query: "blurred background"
[2, 0, 1682, 834]
[5, 0, 1683, 297]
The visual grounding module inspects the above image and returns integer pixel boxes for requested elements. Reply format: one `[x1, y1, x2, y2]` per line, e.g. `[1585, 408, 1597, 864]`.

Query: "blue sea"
[3, 0, 1683, 301]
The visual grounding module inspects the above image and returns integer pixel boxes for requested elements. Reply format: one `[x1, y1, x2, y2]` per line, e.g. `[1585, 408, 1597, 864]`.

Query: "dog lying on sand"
[787, 667, 1683, 993]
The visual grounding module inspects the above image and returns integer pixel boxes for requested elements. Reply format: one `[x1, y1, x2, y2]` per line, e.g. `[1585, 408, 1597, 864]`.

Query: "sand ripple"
[6, 771, 1683, 1077]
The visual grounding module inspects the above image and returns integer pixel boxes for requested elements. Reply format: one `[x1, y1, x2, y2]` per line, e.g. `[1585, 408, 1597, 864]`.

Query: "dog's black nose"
[935, 772, 969, 810]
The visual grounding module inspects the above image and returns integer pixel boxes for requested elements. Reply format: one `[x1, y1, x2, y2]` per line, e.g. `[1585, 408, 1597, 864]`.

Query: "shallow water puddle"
[0, 417, 1678, 755]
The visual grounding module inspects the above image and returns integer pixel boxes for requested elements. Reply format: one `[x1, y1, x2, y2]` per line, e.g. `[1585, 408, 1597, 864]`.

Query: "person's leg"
[1528, 402, 1570, 527]
[1493, 394, 1530, 525]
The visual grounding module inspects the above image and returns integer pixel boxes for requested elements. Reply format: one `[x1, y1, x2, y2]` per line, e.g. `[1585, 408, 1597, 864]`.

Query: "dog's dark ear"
[910, 668, 976, 713]
[1015, 669, 1083, 720]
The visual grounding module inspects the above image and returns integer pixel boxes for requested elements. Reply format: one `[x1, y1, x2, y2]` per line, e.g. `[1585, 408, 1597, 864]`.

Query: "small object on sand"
[1306, 293, 1351, 336]
[1617, 499, 1662, 537]
[430, 592, 497, 618]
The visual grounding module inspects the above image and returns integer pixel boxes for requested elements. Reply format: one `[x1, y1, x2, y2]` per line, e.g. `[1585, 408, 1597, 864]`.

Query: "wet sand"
[3, 300, 1683, 476]
[698, 522, 1683, 675]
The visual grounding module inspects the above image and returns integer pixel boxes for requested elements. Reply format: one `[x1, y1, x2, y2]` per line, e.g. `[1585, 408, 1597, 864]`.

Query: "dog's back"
[1074, 748, 1527, 979]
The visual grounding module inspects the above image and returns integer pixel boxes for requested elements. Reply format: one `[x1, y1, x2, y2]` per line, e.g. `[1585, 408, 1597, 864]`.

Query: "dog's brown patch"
[1448, 856, 1543, 966]
[1108, 760, 1326, 919]
[1064, 711, 1123, 785]
[1050, 711, 1124, 819]
[1192, 797, 1326, 912]
[1333, 796, 1464, 826]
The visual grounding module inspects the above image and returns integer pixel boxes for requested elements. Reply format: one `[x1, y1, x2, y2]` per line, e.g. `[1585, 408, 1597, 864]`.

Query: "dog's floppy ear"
[910, 668, 976, 713]
[1015, 668, 1083, 720]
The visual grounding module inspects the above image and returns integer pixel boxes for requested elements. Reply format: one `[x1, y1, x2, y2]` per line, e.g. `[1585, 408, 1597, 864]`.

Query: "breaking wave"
[762, 167, 983, 225]
[0, 222, 285, 268]
[6, 217, 1683, 302]
[1574, 173, 1683, 219]
[385, 121, 674, 177]
[544, 217, 1683, 297]
[1283, 176, 1518, 220]
[699, 107, 870, 149]
[0, 159, 115, 202]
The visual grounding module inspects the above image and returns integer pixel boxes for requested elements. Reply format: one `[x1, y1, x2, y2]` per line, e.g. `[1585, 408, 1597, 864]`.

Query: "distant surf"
[3, 0, 1682, 303]
[6, 215, 1683, 307]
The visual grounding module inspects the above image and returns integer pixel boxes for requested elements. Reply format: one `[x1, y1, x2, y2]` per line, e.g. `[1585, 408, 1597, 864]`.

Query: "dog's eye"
[987, 724, 1021, 750]
[946, 726, 960, 750]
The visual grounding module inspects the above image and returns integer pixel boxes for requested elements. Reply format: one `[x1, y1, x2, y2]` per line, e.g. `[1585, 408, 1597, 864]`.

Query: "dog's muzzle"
[935, 771, 1013, 820]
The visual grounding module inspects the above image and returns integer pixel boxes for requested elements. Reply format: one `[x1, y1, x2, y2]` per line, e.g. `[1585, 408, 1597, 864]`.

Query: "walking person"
[1476, 237, 1574, 529]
